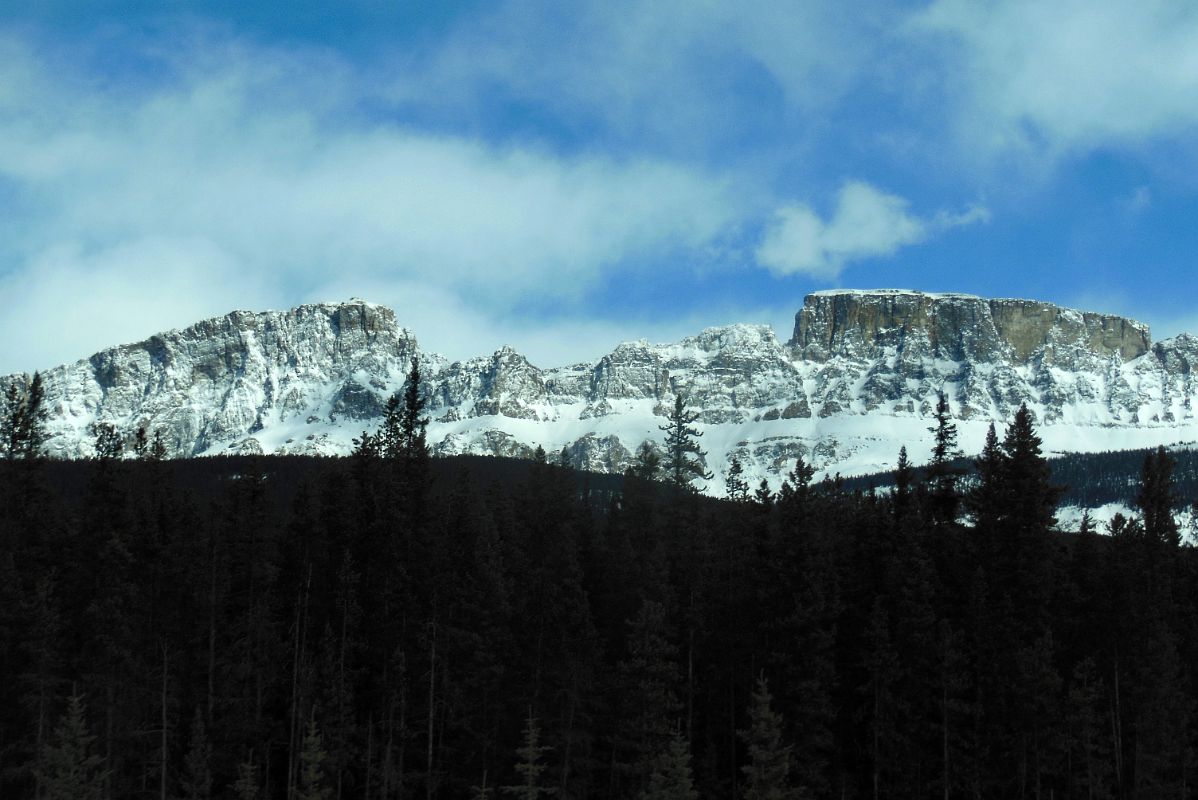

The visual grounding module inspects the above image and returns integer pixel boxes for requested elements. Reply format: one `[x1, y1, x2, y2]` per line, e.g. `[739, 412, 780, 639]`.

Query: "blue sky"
[2, 1, 1198, 373]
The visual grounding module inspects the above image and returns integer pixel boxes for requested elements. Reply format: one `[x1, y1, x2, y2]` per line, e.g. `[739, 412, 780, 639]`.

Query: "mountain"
[6, 289, 1198, 494]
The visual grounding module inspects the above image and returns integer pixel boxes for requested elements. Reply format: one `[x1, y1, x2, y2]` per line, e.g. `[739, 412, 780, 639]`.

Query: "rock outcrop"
[6, 290, 1197, 494]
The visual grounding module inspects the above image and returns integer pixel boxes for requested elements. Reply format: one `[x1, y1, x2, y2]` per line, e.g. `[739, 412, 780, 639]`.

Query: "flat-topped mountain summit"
[5, 290, 1196, 492]
[794, 289, 1150, 364]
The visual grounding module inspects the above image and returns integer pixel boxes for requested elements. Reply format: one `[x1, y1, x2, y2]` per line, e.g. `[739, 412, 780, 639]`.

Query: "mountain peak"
[6, 292, 1196, 494]
[791, 289, 1150, 365]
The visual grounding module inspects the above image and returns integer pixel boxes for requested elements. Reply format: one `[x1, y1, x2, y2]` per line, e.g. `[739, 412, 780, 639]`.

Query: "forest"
[1, 377, 1197, 800]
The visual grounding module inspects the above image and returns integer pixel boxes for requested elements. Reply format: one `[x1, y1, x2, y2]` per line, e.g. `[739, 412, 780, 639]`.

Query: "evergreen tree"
[633, 441, 662, 481]
[150, 430, 168, 461]
[724, 457, 750, 502]
[177, 708, 212, 800]
[502, 710, 556, 800]
[399, 356, 430, 462]
[641, 732, 697, 800]
[90, 421, 124, 460]
[739, 675, 797, 800]
[0, 381, 19, 458]
[376, 395, 404, 460]
[659, 395, 712, 490]
[297, 715, 331, 800]
[998, 404, 1060, 619]
[38, 694, 107, 800]
[2, 372, 48, 460]
[892, 446, 913, 522]
[616, 599, 682, 791]
[925, 391, 962, 526]
[1063, 658, 1112, 800]
[233, 757, 259, 800]
[1136, 445, 1180, 547]
[133, 425, 149, 459]
[1000, 404, 1058, 536]
[967, 423, 1004, 531]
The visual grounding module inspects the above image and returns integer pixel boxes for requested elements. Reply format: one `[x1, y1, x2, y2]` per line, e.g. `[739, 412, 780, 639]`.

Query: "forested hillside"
[845, 445, 1198, 516]
[1, 400, 1196, 799]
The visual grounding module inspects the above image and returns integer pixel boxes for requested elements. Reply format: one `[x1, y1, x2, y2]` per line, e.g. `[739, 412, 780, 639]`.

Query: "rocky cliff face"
[7, 291, 1197, 494]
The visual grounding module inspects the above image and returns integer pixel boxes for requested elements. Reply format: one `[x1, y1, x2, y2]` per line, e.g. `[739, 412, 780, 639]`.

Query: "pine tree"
[399, 356, 429, 462]
[659, 395, 712, 490]
[1000, 404, 1058, 535]
[90, 421, 124, 460]
[2, 372, 48, 460]
[754, 479, 773, 507]
[233, 757, 259, 800]
[893, 446, 913, 522]
[725, 457, 750, 502]
[1136, 446, 1180, 547]
[178, 708, 212, 800]
[739, 675, 797, 800]
[133, 426, 149, 459]
[150, 430, 168, 460]
[502, 710, 556, 800]
[617, 599, 683, 790]
[0, 381, 19, 458]
[297, 715, 331, 800]
[633, 441, 662, 481]
[925, 391, 962, 526]
[641, 732, 697, 800]
[38, 694, 107, 800]
[967, 423, 1004, 531]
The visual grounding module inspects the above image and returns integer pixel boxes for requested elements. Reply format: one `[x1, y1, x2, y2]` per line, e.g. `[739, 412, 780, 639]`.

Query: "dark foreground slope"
[0, 448, 1195, 799]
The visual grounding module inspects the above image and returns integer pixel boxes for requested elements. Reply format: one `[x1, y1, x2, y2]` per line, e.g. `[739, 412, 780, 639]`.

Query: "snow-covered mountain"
[7, 290, 1198, 494]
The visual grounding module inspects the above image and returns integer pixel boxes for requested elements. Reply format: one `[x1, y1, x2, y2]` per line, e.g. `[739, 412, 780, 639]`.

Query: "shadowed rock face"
[792, 290, 1150, 367]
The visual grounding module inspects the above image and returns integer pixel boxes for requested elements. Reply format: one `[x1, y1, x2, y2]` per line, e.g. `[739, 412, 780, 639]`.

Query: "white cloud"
[755, 181, 988, 279]
[0, 32, 743, 374]
[394, 0, 880, 150]
[915, 0, 1198, 159]
[0, 237, 277, 373]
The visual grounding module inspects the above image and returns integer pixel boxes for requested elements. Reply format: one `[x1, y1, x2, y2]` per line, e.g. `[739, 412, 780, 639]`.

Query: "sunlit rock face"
[7, 291, 1198, 495]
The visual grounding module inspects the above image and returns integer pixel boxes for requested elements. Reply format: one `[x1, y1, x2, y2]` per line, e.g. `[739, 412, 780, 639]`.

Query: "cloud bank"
[756, 182, 989, 279]
[0, 33, 742, 373]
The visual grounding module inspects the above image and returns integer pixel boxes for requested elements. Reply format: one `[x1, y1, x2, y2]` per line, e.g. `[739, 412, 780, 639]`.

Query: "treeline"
[1, 385, 1197, 798]
[848, 443, 1198, 519]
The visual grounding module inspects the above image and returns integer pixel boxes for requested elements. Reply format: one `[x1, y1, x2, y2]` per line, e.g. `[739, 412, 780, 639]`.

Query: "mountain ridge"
[6, 290, 1197, 494]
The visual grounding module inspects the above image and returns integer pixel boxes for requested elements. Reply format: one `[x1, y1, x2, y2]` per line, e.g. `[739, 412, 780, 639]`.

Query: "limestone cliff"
[5, 290, 1196, 495]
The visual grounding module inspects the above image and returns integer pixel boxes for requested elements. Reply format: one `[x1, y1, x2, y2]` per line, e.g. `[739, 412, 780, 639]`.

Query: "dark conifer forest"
[1, 400, 1197, 798]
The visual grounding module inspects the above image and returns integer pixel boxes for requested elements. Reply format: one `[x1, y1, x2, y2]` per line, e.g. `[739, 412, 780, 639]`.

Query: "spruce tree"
[502, 710, 556, 800]
[38, 694, 107, 800]
[297, 716, 331, 800]
[642, 732, 697, 800]
[0, 381, 19, 458]
[2, 372, 48, 460]
[892, 446, 913, 522]
[617, 599, 683, 790]
[1136, 446, 1180, 547]
[968, 423, 1004, 531]
[150, 430, 168, 460]
[633, 441, 662, 481]
[925, 391, 962, 526]
[233, 757, 259, 800]
[659, 395, 712, 490]
[754, 479, 773, 507]
[178, 708, 212, 800]
[725, 457, 750, 501]
[399, 356, 429, 462]
[90, 421, 124, 460]
[739, 675, 797, 800]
